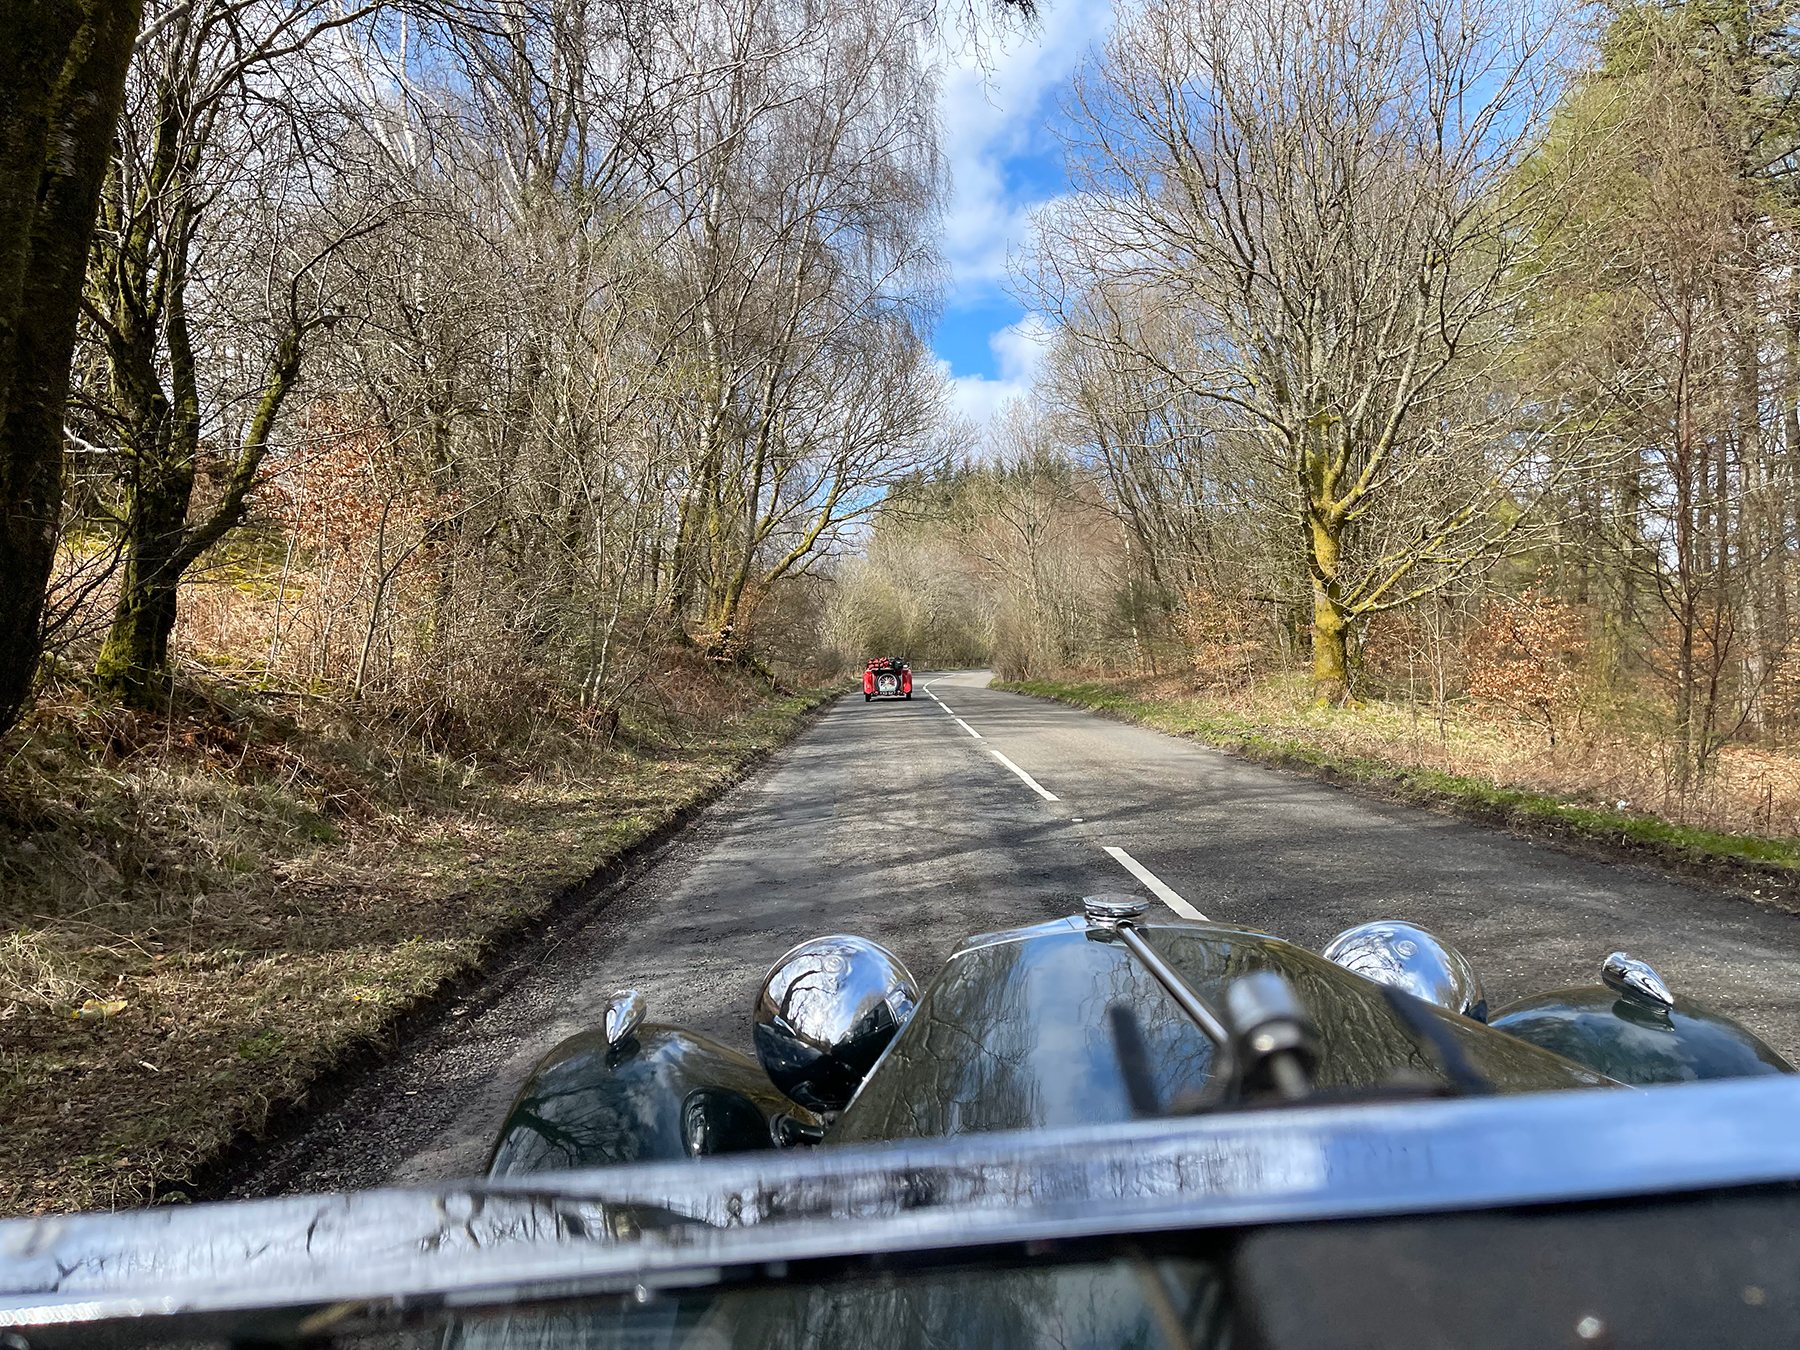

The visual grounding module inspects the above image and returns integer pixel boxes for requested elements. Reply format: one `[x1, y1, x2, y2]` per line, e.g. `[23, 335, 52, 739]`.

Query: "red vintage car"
[863, 657, 912, 702]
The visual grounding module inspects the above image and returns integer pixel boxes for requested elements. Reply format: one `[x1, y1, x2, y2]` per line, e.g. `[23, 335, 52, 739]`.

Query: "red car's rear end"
[863, 658, 912, 701]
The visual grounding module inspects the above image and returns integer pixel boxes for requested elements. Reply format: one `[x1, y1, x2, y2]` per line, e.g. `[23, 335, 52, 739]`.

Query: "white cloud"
[936, 0, 1113, 294]
[944, 312, 1054, 427]
[928, 3, 1111, 439]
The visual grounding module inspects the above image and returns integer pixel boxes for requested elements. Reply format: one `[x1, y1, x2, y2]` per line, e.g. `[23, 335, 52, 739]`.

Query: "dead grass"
[1121, 672, 1799, 839]
[0, 654, 833, 1217]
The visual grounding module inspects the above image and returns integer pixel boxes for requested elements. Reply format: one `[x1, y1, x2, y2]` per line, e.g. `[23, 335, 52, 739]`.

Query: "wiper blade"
[1108, 1003, 1163, 1119]
[1379, 984, 1495, 1095]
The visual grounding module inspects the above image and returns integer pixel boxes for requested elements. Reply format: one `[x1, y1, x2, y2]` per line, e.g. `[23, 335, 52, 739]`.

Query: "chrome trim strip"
[946, 915, 1085, 956]
[4, 1077, 1800, 1332]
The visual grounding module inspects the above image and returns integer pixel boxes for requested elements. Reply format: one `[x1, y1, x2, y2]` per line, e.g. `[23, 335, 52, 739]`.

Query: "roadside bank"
[1, 663, 837, 1216]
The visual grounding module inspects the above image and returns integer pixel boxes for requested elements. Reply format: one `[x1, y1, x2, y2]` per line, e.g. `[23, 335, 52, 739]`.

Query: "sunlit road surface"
[228, 670, 1800, 1197]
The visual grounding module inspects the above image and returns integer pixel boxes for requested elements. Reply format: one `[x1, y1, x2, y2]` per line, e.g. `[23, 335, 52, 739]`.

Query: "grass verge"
[1, 660, 836, 1217]
[998, 676, 1800, 899]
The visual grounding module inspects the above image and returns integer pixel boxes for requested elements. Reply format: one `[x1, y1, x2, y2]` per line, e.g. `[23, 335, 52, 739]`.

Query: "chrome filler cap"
[1083, 893, 1150, 925]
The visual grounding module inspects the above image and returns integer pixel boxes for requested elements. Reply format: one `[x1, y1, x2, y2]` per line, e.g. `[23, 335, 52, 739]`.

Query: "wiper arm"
[1094, 897, 1494, 1110]
[1087, 900, 1238, 1112]
[1088, 895, 1316, 1110]
[1113, 921, 1234, 1050]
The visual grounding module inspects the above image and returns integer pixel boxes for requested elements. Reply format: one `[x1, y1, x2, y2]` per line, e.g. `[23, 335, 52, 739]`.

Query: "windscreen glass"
[323, 1251, 1227, 1350]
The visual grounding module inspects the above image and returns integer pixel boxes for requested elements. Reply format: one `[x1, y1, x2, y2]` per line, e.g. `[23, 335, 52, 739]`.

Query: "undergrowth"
[1, 653, 833, 1216]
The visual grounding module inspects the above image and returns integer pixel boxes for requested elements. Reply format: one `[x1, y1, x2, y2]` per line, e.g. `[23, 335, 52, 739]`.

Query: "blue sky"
[932, 0, 1115, 429]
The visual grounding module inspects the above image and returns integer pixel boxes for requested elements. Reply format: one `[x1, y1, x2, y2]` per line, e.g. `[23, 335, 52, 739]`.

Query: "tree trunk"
[1307, 506, 1351, 704]
[94, 319, 303, 706]
[1312, 586, 1350, 704]
[92, 381, 197, 704]
[94, 550, 182, 706]
[0, 0, 145, 732]
[1671, 338, 1699, 798]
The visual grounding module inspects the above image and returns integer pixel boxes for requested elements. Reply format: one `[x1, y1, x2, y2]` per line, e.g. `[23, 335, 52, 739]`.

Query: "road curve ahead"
[232, 670, 1800, 1197]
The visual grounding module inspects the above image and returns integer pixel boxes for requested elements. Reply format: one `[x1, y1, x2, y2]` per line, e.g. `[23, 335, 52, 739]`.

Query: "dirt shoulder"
[998, 676, 1800, 914]
[1, 666, 837, 1217]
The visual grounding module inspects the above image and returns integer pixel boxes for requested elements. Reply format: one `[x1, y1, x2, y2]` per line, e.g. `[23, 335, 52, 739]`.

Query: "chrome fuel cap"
[1083, 893, 1150, 924]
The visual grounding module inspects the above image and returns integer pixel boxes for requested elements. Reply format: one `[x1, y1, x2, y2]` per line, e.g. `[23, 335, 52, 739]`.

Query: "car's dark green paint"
[1487, 988, 1794, 1086]
[488, 1027, 821, 1176]
[491, 920, 1617, 1176]
[832, 921, 1610, 1142]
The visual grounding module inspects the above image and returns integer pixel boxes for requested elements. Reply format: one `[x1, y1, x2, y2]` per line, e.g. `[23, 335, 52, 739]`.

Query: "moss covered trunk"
[1311, 588, 1351, 704]
[94, 442, 194, 705]
[86, 28, 306, 708]
[1307, 507, 1352, 705]
[92, 323, 303, 707]
[0, 0, 145, 731]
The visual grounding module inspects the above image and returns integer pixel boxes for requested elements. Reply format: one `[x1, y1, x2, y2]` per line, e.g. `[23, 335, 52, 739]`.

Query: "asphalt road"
[227, 670, 1800, 1197]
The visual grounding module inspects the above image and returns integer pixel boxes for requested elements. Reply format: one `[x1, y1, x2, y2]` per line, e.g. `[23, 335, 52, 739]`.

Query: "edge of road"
[185, 687, 845, 1206]
[994, 678, 1800, 918]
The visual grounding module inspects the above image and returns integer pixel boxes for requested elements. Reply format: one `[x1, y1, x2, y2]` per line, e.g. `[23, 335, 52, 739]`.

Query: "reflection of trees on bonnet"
[443, 1256, 1228, 1350]
[446, 1297, 718, 1350]
[489, 1038, 651, 1174]
[836, 919, 1617, 1126]
[1489, 990, 1791, 1086]
[1149, 929, 1608, 1090]
[832, 930, 1218, 1140]
[489, 1031, 795, 1174]
[712, 1258, 1225, 1350]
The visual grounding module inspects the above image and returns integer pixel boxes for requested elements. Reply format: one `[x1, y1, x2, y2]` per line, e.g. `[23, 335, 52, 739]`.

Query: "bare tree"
[1041, 298, 1298, 669]
[244, 0, 954, 718]
[653, 0, 948, 653]
[1033, 0, 1577, 701]
[77, 0, 381, 705]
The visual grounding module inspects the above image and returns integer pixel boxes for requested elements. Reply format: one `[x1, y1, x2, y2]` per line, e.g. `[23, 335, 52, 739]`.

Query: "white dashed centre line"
[990, 749, 1058, 801]
[927, 679, 1202, 920]
[924, 678, 977, 733]
[1103, 846, 1207, 921]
